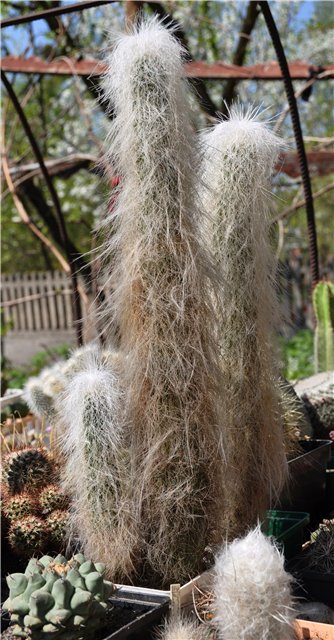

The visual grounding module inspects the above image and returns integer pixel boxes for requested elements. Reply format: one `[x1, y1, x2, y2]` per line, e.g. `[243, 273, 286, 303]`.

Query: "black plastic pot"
[100, 587, 170, 640]
[1, 586, 170, 639]
[278, 440, 332, 524]
[289, 555, 334, 609]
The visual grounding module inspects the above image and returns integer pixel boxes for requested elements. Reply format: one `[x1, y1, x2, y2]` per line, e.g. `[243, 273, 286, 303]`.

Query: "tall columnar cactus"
[101, 19, 225, 583]
[212, 527, 295, 640]
[3, 553, 114, 639]
[313, 281, 334, 372]
[201, 106, 288, 537]
[60, 349, 132, 579]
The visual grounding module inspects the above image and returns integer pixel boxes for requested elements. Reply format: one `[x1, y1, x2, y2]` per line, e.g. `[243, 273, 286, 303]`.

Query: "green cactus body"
[2, 493, 37, 522]
[8, 517, 48, 557]
[2, 448, 56, 495]
[313, 281, 334, 373]
[3, 554, 115, 639]
[39, 485, 68, 514]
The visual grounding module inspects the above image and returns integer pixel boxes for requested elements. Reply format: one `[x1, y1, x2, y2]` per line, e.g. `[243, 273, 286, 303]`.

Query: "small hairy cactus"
[39, 484, 68, 514]
[212, 527, 295, 640]
[3, 553, 115, 639]
[2, 447, 56, 495]
[23, 377, 56, 422]
[60, 349, 130, 579]
[8, 516, 48, 557]
[2, 493, 37, 523]
[157, 616, 206, 640]
[313, 281, 334, 373]
[308, 519, 334, 573]
[46, 510, 68, 547]
[23, 347, 100, 423]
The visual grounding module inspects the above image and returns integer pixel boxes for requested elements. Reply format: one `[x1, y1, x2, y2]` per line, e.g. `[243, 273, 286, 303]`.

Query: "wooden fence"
[1, 272, 74, 331]
[1, 260, 333, 335]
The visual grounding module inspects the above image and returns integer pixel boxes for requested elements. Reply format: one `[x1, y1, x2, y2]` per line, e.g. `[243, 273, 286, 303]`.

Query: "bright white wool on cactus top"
[213, 527, 295, 640]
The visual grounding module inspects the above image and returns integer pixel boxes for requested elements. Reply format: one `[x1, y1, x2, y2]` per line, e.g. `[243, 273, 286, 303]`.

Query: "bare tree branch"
[272, 181, 334, 225]
[222, 1, 260, 114]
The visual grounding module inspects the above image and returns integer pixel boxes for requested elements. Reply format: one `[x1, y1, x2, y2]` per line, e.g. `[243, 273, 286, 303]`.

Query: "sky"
[2, 1, 316, 57]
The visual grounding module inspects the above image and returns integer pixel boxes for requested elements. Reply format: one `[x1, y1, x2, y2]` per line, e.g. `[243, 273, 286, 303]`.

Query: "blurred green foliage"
[279, 329, 314, 381]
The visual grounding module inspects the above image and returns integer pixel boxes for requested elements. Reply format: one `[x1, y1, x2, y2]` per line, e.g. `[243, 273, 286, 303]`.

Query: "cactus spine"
[39, 484, 68, 514]
[201, 106, 288, 537]
[3, 553, 114, 639]
[313, 281, 334, 372]
[101, 19, 225, 584]
[8, 516, 48, 557]
[1, 446, 69, 556]
[2, 448, 56, 495]
[46, 510, 68, 547]
[3, 493, 37, 522]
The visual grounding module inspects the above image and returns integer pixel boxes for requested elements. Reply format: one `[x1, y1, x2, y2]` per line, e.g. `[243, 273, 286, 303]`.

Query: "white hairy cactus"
[59, 348, 134, 578]
[157, 616, 206, 640]
[201, 106, 288, 536]
[100, 18, 225, 584]
[23, 344, 103, 421]
[213, 527, 295, 640]
[23, 374, 57, 422]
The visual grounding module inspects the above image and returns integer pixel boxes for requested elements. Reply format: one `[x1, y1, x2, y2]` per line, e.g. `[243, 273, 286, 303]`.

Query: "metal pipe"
[258, 1, 319, 287]
[1, 0, 116, 28]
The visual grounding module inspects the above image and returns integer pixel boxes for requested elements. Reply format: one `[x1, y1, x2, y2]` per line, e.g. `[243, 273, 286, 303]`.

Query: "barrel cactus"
[39, 485, 68, 515]
[46, 510, 68, 547]
[2, 493, 37, 523]
[2, 447, 56, 495]
[3, 553, 115, 639]
[8, 516, 48, 557]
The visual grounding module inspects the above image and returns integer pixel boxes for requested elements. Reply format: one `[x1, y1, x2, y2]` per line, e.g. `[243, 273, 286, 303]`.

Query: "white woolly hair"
[201, 105, 288, 537]
[23, 345, 99, 422]
[212, 526, 296, 640]
[156, 615, 206, 640]
[23, 376, 55, 421]
[59, 347, 135, 579]
[23, 361, 66, 421]
[99, 18, 226, 584]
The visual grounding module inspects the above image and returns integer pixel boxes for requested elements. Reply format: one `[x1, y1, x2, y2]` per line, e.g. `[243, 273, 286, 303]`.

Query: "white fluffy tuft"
[157, 616, 206, 640]
[213, 527, 296, 640]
